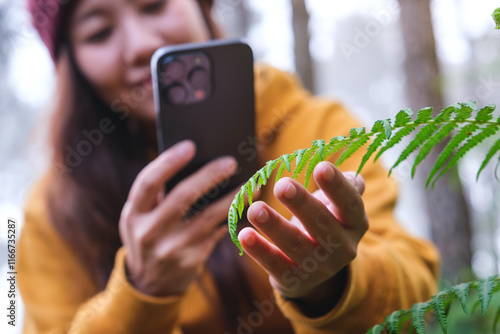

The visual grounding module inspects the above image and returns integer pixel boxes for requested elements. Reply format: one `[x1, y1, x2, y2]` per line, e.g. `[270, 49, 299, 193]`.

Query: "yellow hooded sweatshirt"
[18, 64, 440, 334]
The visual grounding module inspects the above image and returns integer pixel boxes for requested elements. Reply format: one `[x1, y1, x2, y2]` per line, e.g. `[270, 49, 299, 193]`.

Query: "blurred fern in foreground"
[367, 275, 500, 333]
[228, 101, 500, 255]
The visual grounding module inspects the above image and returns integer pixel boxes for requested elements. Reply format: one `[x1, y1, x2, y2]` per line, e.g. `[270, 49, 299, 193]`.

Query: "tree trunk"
[291, 0, 314, 93]
[398, 0, 473, 282]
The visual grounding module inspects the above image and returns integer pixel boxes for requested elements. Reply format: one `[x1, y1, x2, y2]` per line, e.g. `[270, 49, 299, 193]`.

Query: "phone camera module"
[161, 57, 185, 85]
[189, 66, 209, 89]
[166, 84, 187, 105]
[159, 51, 212, 105]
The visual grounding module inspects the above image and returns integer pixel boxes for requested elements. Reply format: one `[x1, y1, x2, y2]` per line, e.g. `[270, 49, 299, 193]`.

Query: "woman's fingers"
[246, 201, 318, 264]
[128, 140, 196, 212]
[342, 171, 366, 196]
[272, 177, 345, 244]
[312, 162, 368, 232]
[239, 227, 295, 276]
[154, 155, 237, 221]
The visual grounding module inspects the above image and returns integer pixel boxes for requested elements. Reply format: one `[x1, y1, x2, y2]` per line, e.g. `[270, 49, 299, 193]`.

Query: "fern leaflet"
[478, 276, 496, 316]
[411, 122, 458, 178]
[385, 310, 402, 334]
[394, 108, 413, 126]
[414, 107, 433, 124]
[374, 124, 418, 162]
[477, 138, 500, 180]
[431, 123, 499, 187]
[358, 132, 386, 174]
[452, 282, 471, 314]
[476, 104, 496, 122]
[431, 293, 448, 333]
[411, 301, 430, 334]
[389, 123, 438, 174]
[336, 135, 370, 166]
[426, 124, 479, 187]
[304, 140, 326, 189]
[293, 147, 315, 179]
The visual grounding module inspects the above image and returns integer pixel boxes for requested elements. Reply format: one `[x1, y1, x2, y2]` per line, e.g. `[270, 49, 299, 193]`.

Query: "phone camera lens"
[166, 84, 187, 105]
[165, 59, 185, 81]
[189, 66, 209, 89]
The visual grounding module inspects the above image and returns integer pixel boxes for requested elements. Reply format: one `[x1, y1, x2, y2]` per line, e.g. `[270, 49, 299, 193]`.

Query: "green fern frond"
[434, 105, 457, 122]
[452, 282, 472, 314]
[257, 166, 268, 188]
[336, 135, 370, 167]
[478, 276, 497, 316]
[324, 136, 350, 158]
[431, 123, 500, 187]
[411, 301, 430, 334]
[358, 132, 386, 174]
[389, 123, 438, 174]
[246, 177, 255, 206]
[376, 118, 393, 138]
[414, 107, 434, 124]
[493, 7, 500, 29]
[385, 310, 402, 334]
[411, 123, 458, 178]
[293, 147, 315, 179]
[266, 159, 277, 178]
[282, 154, 293, 172]
[476, 104, 496, 122]
[426, 123, 479, 187]
[477, 138, 500, 180]
[305, 140, 326, 188]
[369, 276, 500, 333]
[394, 108, 413, 126]
[292, 149, 307, 178]
[374, 123, 418, 162]
[228, 204, 241, 254]
[431, 293, 448, 333]
[275, 160, 288, 183]
[237, 188, 245, 218]
[366, 324, 384, 334]
[456, 102, 477, 120]
[228, 101, 500, 255]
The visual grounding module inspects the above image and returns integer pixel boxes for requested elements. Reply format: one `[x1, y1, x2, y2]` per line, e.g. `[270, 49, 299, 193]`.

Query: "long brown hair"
[47, 1, 255, 331]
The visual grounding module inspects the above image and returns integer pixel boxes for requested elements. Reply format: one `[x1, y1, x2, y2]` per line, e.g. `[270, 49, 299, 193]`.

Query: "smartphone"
[151, 39, 257, 214]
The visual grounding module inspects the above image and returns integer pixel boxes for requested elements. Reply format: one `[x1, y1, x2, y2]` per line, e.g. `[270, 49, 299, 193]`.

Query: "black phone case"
[151, 39, 256, 211]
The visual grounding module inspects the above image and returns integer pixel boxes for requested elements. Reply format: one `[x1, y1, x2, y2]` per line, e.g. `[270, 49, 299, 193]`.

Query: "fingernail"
[220, 157, 237, 172]
[283, 182, 297, 199]
[176, 141, 193, 157]
[245, 232, 256, 246]
[322, 164, 335, 182]
[255, 208, 269, 224]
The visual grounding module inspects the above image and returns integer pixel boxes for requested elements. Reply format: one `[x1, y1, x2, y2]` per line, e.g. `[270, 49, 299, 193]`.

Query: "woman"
[19, 0, 440, 333]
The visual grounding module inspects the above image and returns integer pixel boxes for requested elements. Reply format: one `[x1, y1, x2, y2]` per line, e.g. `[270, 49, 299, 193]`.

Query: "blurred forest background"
[2, 0, 500, 332]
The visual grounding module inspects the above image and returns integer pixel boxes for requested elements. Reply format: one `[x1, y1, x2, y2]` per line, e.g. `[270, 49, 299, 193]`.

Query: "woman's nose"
[122, 17, 164, 66]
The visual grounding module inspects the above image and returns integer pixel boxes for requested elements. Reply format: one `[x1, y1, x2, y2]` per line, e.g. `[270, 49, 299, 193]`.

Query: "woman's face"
[69, 0, 211, 123]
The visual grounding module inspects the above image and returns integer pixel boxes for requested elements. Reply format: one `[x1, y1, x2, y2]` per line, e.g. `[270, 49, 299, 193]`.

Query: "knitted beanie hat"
[27, 0, 215, 61]
[27, 0, 75, 61]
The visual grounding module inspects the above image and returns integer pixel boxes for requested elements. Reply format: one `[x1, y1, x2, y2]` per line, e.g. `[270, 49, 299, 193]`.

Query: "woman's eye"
[86, 28, 112, 44]
[143, 0, 166, 14]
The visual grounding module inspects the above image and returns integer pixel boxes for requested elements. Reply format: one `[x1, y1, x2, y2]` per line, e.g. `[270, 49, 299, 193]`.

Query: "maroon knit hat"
[27, 0, 75, 61]
[28, 0, 215, 62]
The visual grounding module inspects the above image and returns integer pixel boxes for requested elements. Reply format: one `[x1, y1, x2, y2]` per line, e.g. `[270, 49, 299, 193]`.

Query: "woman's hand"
[239, 161, 368, 317]
[119, 140, 238, 297]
